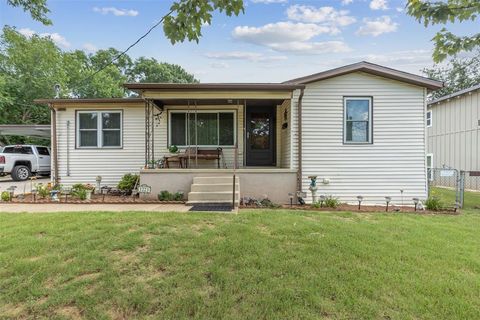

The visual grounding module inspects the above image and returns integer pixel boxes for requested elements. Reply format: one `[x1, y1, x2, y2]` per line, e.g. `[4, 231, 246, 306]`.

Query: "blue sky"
[0, 0, 475, 82]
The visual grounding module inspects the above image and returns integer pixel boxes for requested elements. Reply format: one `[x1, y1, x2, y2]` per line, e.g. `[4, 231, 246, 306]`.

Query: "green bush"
[76, 189, 87, 201]
[168, 145, 178, 153]
[118, 174, 140, 195]
[158, 191, 184, 201]
[37, 184, 50, 199]
[324, 196, 340, 208]
[1, 191, 10, 201]
[425, 196, 442, 211]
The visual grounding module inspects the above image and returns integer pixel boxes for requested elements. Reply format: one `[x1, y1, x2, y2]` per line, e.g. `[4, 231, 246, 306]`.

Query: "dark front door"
[246, 106, 276, 166]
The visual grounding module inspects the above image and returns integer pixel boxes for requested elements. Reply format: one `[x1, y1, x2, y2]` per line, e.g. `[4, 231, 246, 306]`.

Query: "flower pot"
[85, 190, 92, 201]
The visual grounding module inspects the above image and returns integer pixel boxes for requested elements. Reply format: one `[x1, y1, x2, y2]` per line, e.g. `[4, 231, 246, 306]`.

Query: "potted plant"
[83, 184, 95, 200]
[168, 145, 179, 154]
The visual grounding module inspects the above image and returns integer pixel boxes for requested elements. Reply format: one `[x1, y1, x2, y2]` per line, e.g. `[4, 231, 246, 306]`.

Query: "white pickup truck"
[0, 145, 51, 181]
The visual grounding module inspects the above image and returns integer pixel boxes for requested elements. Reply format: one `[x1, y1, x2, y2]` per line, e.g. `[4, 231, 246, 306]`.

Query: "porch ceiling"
[152, 98, 286, 107]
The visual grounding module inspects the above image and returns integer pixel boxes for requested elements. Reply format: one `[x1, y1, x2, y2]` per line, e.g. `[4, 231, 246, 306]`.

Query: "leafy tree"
[129, 57, 199, 83]
[407, 0, 480, 62]
[423, 50, 480, 99]
[6, 0, 51, 25]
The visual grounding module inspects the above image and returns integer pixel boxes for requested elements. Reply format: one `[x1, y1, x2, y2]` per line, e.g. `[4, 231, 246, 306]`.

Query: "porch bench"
[180, 147, 224, 168]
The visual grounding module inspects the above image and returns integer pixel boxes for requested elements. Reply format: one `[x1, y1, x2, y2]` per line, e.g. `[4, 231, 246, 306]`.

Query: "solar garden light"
[385, 196, 391, 211]
[32, 187, 37, 202]
[412, 198, 419, 211]
[63, 186, 71, 202]
[101, 186, 109, 202]
[357, 195, 363, 210]
[319, 195, 326, 208]
[288, 192, 294, 207]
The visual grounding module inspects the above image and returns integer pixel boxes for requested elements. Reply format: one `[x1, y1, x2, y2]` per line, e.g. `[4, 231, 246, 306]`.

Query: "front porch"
[140, 168, 297, 204]
[125, 83, 304, 205]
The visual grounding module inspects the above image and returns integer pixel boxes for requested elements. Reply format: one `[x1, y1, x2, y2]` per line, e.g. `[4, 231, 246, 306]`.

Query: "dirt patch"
[112, 250, 138, 264]
[56, 305, 82, 320]
[8, 193, 184, 204]
[0, 303, 25, 318]
[26, 255, 43, 262]
[74, 271, 101, 282]
[276, 204, 459, 215]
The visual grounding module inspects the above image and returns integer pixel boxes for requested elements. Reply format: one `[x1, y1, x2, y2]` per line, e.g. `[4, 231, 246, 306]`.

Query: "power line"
[73, 9, 174, 89]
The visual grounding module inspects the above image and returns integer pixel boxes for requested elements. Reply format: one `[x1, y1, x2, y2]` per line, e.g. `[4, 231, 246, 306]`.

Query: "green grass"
[1, 209, 480, 319]
[430, 187, 480, 210]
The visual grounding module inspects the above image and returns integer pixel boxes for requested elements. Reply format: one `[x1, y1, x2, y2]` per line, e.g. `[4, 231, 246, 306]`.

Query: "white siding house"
[37, 62, 443, 205]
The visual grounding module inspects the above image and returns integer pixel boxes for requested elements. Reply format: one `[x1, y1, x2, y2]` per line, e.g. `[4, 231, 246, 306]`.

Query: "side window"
[426, 154, 433, 181]
[36, 147, 50, 156]
[344, 97, 373, 144]
[426, 110, 432, 128]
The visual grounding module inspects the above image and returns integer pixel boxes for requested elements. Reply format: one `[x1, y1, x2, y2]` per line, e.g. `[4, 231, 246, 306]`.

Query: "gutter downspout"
[49, 104, 59, 184]
[296, 88, 305, 197]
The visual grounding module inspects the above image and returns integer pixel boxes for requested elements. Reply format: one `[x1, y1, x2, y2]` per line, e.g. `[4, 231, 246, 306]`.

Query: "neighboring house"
[35, 62, 442, 204]
[426, 84, 480, 172]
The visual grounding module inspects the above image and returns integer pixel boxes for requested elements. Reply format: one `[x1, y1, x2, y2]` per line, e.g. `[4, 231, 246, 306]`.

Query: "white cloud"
[356, 16, 398, 36]
[205, 51, 287, 62]
[233, 22, 338, 45]
[268, 41, 351, 54]
[396, 7, 404, 12]
[93, 7, 138, 17]
[232, 21, 351, 54]
[286, 5, 356, 26]
[18, 27, 71, 48]
[250, 0, 287, 3]
[369, 0, 388, 10]
[210, 62, 229, 69]
[83, 43, 98, 53]
[342, 0, 354, 5]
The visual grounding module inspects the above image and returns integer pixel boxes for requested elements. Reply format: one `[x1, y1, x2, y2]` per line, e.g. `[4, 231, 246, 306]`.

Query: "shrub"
[76, 189, 87, 201]
[1, 191, 10, 201]
[168, 145, 178, 153]
[158, 190, 171, 201]
[173, 192, 184, 201]
[311, 201, 321, 209]
[324, 196, 340, 208]
[37, 184, 50, 198]
[425, 196, 442, 211]
[118, 174, 139, 195]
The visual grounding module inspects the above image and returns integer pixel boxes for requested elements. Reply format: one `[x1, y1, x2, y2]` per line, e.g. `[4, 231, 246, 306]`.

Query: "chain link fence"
[464, 171, 480, 191]
[428, 168, 463, 208]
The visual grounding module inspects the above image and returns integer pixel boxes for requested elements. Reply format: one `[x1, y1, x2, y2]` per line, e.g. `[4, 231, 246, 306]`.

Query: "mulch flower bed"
[3, 193, 185, 204]
[279, 204, 460, 215]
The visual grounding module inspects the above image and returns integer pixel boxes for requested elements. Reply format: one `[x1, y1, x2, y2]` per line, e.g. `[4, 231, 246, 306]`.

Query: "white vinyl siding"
[298, 72, 427, 204]
[427, 88, 480, 173]
[55, 104, 144, 186]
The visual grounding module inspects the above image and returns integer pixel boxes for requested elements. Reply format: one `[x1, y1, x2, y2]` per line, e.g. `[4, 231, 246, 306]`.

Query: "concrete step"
[191, 183, 240, 192]
[186, 200, 239, 205]
[193, 176, 239, 185]
[188, 191, 239, 202]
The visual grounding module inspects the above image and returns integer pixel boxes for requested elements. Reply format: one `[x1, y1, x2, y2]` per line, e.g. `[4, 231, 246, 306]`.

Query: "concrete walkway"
[0, 203, 193, 213]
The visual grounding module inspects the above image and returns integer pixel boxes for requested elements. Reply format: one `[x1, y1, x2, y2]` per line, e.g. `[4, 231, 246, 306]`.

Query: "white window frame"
[426, 110, 432, 128]
[426, 153, 434, 181]
[76, 110, 123, 148]
[168, 110, 237, 147]
[343, 97, 373, 144]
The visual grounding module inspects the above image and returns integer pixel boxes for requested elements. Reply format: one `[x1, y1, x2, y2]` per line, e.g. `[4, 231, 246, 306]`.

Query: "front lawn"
[1, 209, 480, 319]
[430, 187, 480, 210]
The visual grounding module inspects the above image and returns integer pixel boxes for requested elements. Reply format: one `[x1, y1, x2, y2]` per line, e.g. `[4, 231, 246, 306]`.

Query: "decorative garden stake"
[7, 186, 16, 201]
[50, 190, 60, 202]
[288, 193, 294, 207]
[412, 198, 419, 211]
[385, 196, 391, 211]
[63, 187, 71, 203]
[357, 195, 363, 210]
[95, 176, 102, 194]
[308, 176, 318, 203]
[32, 188, 37, 202]
[101, 187, 109, 202]
[296, 191, 306, 205]
[400, 189, 404, 207]
[319, 195, 325, 208]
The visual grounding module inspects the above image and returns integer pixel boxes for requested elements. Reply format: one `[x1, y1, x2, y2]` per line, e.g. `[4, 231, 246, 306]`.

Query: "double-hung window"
[426, 153, 434, 181]
[169, 111, 235, 147]
[77, 111, 122, 148]
[344, 97, 373, 144]
[426, 110, 432, 127]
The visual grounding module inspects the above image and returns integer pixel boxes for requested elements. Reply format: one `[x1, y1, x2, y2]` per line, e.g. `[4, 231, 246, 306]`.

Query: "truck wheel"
[12, 165, 31, 181]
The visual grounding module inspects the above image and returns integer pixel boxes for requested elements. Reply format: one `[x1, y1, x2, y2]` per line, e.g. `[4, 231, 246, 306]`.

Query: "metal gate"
[428, 168, 464, 208]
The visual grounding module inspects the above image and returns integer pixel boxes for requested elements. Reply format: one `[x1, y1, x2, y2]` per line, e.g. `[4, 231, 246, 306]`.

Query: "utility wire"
[73, 9, 174, 89]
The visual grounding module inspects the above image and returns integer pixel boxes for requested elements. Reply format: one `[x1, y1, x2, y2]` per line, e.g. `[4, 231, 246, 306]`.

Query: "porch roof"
[123, 83, 305, 91]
